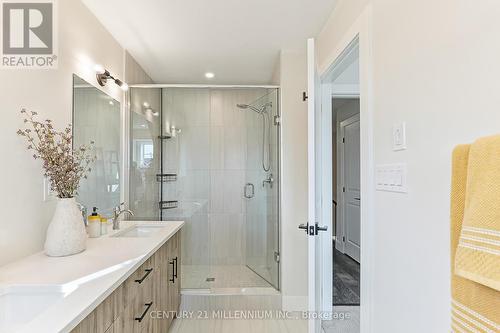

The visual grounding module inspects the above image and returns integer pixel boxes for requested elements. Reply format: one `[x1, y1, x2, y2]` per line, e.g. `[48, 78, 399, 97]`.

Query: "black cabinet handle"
[173, 256, 178, 279]
[169, 260, 175, 283]
[135, 268, 153, 284]
[135, 302, 153, 322]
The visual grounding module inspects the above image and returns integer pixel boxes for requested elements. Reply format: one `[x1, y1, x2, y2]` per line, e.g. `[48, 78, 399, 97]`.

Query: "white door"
[340, 114, 361, 262]
[302, 37, 328, 333]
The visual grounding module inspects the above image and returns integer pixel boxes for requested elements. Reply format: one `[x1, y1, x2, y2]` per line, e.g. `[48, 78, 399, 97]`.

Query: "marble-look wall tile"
[163, 88, 279, 285]
[210, 213, 245, 265]
[223, 170, 245, 214]
[181, 126, 210, 170]
[223, 125, 246, 170]
[209, 126, 224, 169]
[179, 170, 209, 201]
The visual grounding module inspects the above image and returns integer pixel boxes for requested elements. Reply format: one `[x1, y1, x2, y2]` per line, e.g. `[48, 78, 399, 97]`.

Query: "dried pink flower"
[17, 109, 96, 198]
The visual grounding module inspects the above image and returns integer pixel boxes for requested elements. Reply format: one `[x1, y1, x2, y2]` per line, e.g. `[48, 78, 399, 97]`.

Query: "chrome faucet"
[112, 202, 134, 230]
[262, 173, 274, 188]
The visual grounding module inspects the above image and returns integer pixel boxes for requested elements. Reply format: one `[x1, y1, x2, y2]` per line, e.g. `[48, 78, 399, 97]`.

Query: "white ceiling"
[82, 0, 337, 85]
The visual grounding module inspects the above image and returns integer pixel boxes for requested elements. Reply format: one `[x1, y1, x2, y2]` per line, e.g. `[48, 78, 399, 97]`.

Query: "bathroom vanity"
[71, 227, 181, 333]
[0, 221, 183, 333]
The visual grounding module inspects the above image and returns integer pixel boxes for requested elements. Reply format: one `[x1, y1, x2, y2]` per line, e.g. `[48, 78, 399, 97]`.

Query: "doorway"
[320, 38, 363, 333]
[306, 6, 373, 333]
[333, 100, 360, 309]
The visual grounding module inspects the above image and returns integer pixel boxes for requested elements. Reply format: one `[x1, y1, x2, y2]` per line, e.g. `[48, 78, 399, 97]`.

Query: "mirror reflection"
[72, 74, 121, 216]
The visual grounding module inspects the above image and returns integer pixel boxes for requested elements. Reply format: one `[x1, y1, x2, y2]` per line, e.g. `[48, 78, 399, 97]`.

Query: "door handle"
[354, 197, 360, 201]
[298, 222, 328, 235]
[298, 223, 309, 234]
[173, 256, 178, 279]
[244, 183, 255, 199]
[135, 268, 153, 284]
[316, 223, 328, 233]
[135, 302, 153, 322]
[169, 259, 175, 283]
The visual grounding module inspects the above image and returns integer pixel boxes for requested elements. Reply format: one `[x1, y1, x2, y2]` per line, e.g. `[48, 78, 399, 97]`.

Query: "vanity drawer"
[113, 274, 155, 333]
[71, 230, 181, 333]
[122, 256, 156, 309]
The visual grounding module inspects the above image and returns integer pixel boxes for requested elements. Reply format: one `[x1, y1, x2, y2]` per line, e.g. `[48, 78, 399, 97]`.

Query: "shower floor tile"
[181, 265, 272, 289]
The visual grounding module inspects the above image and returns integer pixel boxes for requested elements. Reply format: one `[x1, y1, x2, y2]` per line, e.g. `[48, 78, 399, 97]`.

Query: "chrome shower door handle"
[244, 183, 255, 199]
[262, 174, 274, 188]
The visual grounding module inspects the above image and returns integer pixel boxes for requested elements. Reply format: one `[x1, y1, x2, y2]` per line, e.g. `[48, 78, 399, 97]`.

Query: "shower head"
[236, 104, 263, 114]
[236, 102, 272, 114]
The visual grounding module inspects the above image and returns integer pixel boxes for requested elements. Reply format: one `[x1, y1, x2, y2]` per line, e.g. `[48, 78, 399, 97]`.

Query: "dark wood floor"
[333, 242, 360, 305]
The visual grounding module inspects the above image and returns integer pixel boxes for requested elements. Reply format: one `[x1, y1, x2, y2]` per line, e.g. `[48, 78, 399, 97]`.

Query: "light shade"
[94, 64, 105, 74]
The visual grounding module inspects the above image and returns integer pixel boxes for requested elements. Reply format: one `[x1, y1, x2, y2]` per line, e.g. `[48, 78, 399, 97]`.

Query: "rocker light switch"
[375, 164, 408, 193]
[393, 122, 407, 151]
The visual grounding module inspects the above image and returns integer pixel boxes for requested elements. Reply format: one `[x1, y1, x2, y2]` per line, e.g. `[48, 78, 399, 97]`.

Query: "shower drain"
[206, 277, 215, 282]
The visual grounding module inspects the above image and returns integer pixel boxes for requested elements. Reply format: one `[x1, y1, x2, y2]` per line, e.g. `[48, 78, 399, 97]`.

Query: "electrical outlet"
[43, 177, 55, 201]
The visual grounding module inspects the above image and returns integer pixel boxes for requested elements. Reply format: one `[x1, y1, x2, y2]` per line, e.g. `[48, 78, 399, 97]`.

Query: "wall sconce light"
[94, 65, 129, 91]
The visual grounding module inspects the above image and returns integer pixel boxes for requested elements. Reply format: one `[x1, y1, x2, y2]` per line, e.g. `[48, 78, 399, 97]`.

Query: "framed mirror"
[72, 74, 121, 216]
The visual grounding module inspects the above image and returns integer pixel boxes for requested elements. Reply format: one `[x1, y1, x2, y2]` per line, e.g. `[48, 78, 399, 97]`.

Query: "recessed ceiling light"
[205, 72, 215, 79]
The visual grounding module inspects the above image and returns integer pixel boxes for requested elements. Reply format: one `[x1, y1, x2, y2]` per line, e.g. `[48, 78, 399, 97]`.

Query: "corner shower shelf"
[159, 200, 178, 210]
[156, 174, 177, 182]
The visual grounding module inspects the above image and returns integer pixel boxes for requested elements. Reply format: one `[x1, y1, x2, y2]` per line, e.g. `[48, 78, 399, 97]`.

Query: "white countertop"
[0, 220, 184, 333]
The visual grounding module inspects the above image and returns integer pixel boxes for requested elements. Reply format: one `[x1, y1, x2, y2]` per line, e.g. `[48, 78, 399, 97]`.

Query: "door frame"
[339, 113, 361, 262]
[317, 4, 374, 332]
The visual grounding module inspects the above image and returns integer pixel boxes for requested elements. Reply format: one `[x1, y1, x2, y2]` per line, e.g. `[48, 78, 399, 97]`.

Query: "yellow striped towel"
[455, 135, 500, 291]
[451, 144, 500, 333]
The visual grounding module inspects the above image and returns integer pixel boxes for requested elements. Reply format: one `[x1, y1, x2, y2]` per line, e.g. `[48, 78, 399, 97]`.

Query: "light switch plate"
[392, 122, 407, 151]
[375, 163, 408, 193]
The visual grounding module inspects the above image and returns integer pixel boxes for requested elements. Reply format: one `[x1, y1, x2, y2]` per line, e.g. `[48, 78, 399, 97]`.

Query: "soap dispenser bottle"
[87, 207, 101, 238]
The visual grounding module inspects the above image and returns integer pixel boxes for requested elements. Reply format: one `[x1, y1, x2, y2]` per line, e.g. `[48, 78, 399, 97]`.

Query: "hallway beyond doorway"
[333, 243, 360, 305]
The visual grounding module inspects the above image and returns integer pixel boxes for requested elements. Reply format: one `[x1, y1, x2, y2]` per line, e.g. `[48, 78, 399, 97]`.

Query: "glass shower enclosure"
[129, 87, 280, 290]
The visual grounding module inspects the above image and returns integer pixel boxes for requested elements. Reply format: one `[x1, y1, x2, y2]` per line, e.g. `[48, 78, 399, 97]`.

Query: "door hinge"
[274, 115, 281, 126]
[342, 236, 346, 242]
[342, 137, 345, 143]
[274, 251, 280, 263]
[302, 91, 308, 101]
[343, 187, 346, 192]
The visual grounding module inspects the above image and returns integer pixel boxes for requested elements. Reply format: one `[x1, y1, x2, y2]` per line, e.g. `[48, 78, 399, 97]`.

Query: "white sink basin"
[111, 225, 166, 238]
[0, 285, 75, 332]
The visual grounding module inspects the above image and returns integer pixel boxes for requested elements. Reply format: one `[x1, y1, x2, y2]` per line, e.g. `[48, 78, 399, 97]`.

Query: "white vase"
[44, 197, 87, 257]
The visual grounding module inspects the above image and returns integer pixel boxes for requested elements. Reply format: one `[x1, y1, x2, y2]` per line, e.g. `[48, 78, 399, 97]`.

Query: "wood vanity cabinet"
[71, 231, 181, 333]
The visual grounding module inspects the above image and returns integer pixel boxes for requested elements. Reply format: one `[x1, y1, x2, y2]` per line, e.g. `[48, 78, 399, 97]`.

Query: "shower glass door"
[130, 87, 280, 290]
[129, 87, 162, 220]
[244, 89, 280, 289]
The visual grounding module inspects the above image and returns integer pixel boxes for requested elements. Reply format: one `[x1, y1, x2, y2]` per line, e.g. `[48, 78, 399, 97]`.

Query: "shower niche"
[129, 87, 280, 291]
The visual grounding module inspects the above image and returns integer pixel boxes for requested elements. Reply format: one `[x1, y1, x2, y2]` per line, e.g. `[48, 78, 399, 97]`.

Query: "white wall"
[318, 0, 500, 332]
[278, 50, 309, 310]
[0, 0, 149, 266]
